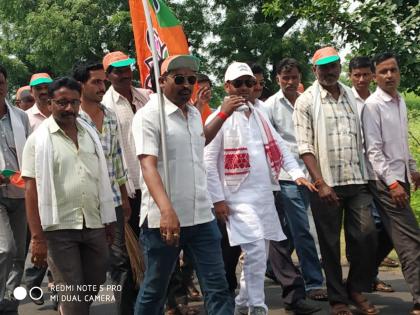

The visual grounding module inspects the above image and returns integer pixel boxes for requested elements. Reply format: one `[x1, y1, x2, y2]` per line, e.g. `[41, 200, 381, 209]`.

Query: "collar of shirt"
[27, 103, 48, 118]
[155, 94, 198, 118]
[78, 104, 108, 130]
[277, 89, 299, 109]
[47, 116, 85, 136]
[109, 85, 149, 110]
[319, 82, 345, 100]
[376, 86, 399, 103]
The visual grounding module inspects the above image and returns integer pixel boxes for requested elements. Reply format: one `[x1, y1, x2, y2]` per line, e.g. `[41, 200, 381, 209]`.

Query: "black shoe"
[29, 287, 44, 305]
[285, 299, 322, 315]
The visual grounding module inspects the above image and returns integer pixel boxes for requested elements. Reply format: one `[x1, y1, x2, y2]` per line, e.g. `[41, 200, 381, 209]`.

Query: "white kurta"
[204, 104, 304, 246]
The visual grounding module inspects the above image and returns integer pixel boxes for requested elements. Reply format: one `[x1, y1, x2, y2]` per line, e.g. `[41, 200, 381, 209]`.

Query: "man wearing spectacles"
[26, 73, 53, 130]
[204, 62, 316, 315]
[132, 55, 242, 315]
[22, 77, 116, 315]
[15, 86, 35, 111]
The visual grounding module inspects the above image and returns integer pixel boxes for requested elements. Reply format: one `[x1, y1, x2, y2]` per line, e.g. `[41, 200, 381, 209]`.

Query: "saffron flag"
[129, 0, 190, 89]
[1, 169, 25, 189]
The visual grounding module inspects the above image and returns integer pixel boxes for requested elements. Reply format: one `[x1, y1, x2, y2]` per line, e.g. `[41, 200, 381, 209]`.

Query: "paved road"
[14, 266, 412, 315]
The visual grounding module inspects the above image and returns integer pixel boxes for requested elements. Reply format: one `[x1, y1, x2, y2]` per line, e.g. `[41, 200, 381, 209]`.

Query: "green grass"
[406, 93, 420, 221]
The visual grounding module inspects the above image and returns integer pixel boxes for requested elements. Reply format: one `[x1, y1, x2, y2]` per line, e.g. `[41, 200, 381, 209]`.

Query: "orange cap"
[29, 73, 53, 86]
[103, 51, 135, 72]
[312, 47, 340, 66]
[161, 55, 200, 74]
[15, 85, 31, 99]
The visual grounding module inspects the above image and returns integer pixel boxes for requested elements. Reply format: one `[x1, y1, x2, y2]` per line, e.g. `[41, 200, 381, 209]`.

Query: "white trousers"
[235, 239, 269, 311]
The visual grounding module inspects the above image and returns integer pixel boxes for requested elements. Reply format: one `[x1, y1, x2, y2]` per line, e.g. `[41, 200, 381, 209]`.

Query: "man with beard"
[22, 77, 116, 315]
[132, 55, 240, 315]
[204, 62, 317, 315]
[73, 61, 135, 315]
[293, 47, 378, 315]
[102, 51, 151, 237]
[26, 73, 53, 130]
[15, 86, 35, 111]
[362, 52, 420, 315]
[0, 65, 31, 314]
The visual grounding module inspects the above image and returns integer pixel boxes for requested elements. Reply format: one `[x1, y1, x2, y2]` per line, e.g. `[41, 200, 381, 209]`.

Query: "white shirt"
[132, 94, 214, 228]
[102, 85, 150, 193]
[263, 91, 308, 180]
[26, 104, 48, 131]
[362, 87, 417, 185]
[204, 106, 304, 246]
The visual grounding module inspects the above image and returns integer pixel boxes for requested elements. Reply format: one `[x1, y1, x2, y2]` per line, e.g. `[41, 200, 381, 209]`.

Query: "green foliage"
[0, 0, 134, 92]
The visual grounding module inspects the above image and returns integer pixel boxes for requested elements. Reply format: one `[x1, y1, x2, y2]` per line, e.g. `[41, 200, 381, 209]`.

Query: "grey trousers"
[369, 180, 420, 304]
[0, 198, 26, 304]
[45, 227, 109, 315]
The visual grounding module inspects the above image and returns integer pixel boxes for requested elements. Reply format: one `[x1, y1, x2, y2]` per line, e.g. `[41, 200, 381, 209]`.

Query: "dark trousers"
[45, 228, 109, 315]
[268, 191, 307, 305]
[109, 206, 138, 315]
[368, 180, 420, 304]
[310, 184, 377, 305]
[134, 220, 233, 315]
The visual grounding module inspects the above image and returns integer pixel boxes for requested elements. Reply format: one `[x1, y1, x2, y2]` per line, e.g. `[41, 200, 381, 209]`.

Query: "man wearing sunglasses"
[26, 73, 53, 130]
[132, 55, 243, 315]
[22, 77, 116, 315]
[204, 62, 316, 315]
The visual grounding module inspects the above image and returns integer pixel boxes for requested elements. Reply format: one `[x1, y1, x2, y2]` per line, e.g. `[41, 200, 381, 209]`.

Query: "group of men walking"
[0, 45, 419, 315]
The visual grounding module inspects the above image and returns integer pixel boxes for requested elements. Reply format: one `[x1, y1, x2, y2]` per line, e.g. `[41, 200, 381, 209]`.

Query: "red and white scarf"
[223, 107, 283, 192]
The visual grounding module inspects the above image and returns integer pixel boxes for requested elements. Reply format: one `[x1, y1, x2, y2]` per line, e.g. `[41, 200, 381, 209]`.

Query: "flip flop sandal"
[308, 288, 328, 301]
[373, 280, 395, 293]
[380, 257, 399, 268]
[349, 294, 379, 315]
[330, 303, 353, 315]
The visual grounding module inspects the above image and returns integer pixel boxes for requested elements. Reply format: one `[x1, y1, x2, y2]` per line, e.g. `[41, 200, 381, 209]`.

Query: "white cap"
[224, 62, 255, 82]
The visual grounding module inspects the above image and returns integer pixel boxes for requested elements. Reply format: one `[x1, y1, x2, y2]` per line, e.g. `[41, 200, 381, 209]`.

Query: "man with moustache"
[102, 51, 151, 237]
[362, 52, 420, 315]
[15, 86, 35, 111]
[73, 61, 136, 315]
[22, 77, 116, 315]
[263, 58, 327, 301]
[132, 55, 240, 315]
[348, 56, 396, 293]
[294, 47, 378, 315]
[26, 73, 53, 130]
[204, 62, 316, 315]
[0, 65, 31, 314]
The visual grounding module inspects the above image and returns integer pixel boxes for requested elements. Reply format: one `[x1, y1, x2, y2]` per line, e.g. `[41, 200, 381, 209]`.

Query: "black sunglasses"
[230, 79, 256, 88]
[169, 75, 197, 85]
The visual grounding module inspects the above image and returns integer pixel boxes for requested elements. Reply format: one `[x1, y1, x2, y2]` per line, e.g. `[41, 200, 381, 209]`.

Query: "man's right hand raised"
[160, 208, 181, 247]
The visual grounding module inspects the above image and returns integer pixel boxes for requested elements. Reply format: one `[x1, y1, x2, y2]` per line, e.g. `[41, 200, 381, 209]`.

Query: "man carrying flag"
[0, 65, 31, 314]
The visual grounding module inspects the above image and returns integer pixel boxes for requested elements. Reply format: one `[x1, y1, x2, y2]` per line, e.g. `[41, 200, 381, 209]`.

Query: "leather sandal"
[330, 303, 353, 315]
[373, 279, 394, 293]
[348, 291, 378, 315]
[307, 288, 328, 301]
[380, 257, 399, 268]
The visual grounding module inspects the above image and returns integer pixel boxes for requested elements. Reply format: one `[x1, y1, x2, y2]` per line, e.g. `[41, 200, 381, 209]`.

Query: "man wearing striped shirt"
[293, 47, 378, 315]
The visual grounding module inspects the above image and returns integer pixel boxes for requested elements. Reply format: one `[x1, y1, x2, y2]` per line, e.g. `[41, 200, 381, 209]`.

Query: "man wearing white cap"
[293, 47, 378, 315]
[204, 62, 315, 315]
[132, 55, 243, 315]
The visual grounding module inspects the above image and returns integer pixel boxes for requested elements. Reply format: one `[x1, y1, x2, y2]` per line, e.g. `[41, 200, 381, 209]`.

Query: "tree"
[0, 0, 134, 92]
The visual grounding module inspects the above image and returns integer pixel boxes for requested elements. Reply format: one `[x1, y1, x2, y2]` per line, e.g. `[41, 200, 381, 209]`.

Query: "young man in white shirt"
[362, 52, 420, 315]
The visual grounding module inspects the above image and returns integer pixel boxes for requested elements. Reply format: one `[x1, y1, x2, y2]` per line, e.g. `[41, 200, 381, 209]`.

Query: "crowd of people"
[0, 45, 419, 315]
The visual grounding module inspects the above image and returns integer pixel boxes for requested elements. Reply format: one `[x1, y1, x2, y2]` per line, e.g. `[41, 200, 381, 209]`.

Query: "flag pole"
[141, 0, 171, 196]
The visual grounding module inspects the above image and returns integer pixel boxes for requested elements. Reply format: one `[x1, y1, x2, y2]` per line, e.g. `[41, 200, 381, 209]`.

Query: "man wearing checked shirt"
[73, 61, 136, 315]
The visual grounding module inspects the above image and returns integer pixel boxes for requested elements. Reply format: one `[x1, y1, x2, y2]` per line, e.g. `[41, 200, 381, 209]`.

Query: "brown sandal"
[308, 288, 328, 301]
[373, 279, 395, 293]
[330, 303, 353, 315]
[348, 291, 378, 315]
